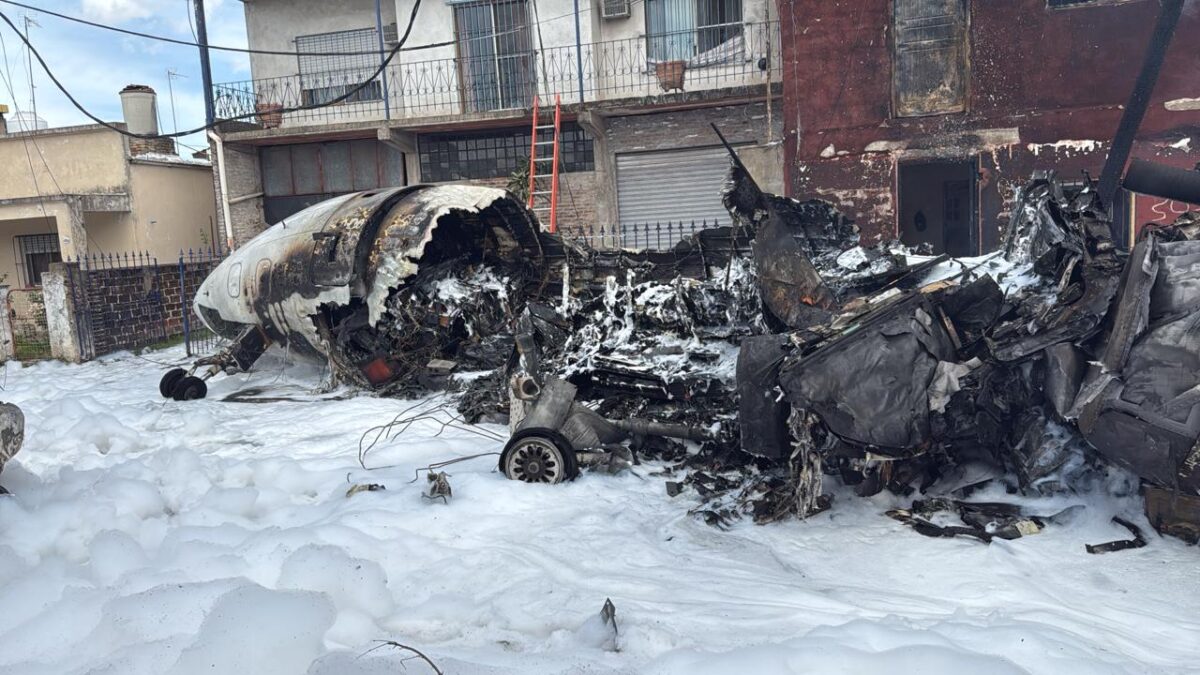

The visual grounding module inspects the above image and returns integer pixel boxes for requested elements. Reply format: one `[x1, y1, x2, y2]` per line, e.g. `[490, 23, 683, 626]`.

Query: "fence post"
[0, 286, 13, 363]
[179, 253, 192, 356]
[43, 263, 84, 363]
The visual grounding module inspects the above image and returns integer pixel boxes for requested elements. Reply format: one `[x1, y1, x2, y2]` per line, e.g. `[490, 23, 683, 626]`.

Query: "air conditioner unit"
[600, 0, 630, 20]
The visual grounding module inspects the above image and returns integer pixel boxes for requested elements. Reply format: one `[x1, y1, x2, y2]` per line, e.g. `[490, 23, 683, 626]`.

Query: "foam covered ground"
[0, 348, 1197, 674]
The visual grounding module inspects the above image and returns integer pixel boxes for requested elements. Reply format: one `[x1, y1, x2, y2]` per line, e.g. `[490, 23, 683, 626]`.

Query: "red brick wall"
[776, 0, 1200, 246]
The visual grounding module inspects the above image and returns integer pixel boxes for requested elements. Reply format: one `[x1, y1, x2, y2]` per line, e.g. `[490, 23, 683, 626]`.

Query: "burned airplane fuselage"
[169, 184, 547, 398]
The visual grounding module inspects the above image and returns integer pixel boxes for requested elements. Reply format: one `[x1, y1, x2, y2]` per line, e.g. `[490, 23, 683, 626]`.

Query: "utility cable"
[0, 0, 423, 139]
[1, 26, 106, 255]
[0, 0, 611, 57]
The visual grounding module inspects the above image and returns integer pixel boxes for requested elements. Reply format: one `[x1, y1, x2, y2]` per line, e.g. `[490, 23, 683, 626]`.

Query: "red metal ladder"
[527, 95, 561, 233]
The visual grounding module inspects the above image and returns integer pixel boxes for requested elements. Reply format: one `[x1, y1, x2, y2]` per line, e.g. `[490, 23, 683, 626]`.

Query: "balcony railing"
[213, 21, 780, 129]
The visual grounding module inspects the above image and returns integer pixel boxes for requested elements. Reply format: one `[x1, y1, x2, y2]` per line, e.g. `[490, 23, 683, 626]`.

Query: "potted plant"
[255, 97, 283, 128]
[655, 60, 687, 92]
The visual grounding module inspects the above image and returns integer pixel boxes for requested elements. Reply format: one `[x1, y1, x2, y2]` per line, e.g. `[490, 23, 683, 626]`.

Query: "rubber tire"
[499, 427, 579, 484]
[159, 368, 187, 398]
[171, 376, 208, 401]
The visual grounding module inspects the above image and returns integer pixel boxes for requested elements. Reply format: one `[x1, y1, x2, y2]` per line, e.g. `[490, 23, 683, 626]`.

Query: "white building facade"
[213, 0, 783, 247]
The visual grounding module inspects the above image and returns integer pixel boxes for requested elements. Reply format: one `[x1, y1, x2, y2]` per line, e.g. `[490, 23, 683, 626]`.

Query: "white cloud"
[79, 0, 173, 24]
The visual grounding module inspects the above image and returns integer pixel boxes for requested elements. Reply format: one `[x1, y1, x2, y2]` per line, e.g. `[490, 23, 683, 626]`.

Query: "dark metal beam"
[1097, 0, 1185, 212]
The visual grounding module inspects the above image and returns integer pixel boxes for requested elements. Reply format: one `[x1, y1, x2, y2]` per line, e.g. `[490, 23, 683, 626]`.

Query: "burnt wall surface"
[777, 0, 1200, 246]
[603, 100, 782, 156]
[447, 172, 600, 239]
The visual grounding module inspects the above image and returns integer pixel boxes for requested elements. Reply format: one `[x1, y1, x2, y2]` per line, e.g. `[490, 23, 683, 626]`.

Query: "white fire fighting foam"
[0, 342, 1196, 674]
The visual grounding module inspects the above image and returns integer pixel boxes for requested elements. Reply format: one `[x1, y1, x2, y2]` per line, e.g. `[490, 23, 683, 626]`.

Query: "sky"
[0, 0, 250, 154]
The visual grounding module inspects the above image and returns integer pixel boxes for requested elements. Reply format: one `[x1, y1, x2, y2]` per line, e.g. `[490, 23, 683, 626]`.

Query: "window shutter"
[893, 0, 968, 117]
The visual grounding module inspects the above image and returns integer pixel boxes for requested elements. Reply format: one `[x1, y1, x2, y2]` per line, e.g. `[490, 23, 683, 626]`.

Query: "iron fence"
[179, 248, 227, 357]
[568, 219, 730, 251]
[59, 248, 227, 361]
[68, 251, 168, 360]
[213, 21, 780, 128]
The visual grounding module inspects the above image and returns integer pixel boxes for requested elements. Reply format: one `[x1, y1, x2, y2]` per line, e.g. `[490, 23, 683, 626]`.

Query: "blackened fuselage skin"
[194, 184, 542, 365]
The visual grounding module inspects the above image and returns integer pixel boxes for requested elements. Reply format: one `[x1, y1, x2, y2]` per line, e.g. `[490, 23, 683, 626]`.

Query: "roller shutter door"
[616, 146, 732, 244]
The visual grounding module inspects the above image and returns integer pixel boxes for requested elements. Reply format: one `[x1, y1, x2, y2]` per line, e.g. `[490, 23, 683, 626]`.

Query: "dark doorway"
[899, 159, 978, 256]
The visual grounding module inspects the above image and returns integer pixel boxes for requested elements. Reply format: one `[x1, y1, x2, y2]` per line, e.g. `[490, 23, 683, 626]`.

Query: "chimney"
[119, 84, 158, 136]
[0, 104, 8, 136]
[120, 85, 176, 156]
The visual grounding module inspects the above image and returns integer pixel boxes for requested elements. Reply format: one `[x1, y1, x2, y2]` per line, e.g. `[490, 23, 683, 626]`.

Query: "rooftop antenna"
[166, 69, 186, 135]
[22, 14, 37, 122]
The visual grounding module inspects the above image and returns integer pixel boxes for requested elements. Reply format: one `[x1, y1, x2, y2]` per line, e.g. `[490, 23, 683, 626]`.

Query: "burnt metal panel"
[892, 0, 968, 117]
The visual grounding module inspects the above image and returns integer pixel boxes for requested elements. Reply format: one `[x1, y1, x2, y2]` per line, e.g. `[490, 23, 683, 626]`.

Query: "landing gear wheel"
[500, 428, 579, 484]
[171, 376, 208, 401]
[159, 368, 187, 398]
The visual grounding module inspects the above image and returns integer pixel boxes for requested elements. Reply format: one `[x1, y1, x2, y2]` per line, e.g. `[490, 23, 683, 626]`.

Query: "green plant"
[508, 159, 532, 204]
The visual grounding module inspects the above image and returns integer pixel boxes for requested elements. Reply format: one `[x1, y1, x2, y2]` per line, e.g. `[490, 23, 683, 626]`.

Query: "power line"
[0, 0, 424, 140]
[0, 26, 105, 270]
[0, 0, 614, 58]
[0, 0, 457, 56]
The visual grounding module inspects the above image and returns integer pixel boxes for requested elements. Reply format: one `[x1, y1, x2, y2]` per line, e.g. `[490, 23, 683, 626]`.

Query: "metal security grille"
[420, 124, 594, 182]
[296, 28, 384, 105]
[893, 0, 968, 117]
[261, 140, 406, 197]
[13, 233, 61, 288]
[616, 146, 732, 238]
[453, 0, 535, 112]
[6, 289, 51, 360]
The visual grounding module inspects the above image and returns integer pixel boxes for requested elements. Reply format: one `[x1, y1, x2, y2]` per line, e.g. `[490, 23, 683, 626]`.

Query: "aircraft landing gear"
[157, 326, 271, 402]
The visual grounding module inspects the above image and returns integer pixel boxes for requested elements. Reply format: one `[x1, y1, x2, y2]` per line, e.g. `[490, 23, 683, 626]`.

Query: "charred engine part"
[1122, 159, 1200, 206]
[500, 377, 718, 484]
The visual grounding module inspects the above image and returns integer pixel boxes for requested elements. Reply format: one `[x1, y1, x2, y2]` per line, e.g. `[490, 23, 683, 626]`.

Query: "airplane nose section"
[192, 258, 245, 340]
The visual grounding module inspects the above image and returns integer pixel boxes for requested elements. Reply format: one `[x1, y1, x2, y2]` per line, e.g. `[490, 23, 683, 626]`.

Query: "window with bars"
[453, 0, 535, 112]
[893, 0, 969, 117]
[645, 0, 743, 63]
[419, 124, 594, 182]
[296, 28, 385, 106]
[14, 233, 61, 288]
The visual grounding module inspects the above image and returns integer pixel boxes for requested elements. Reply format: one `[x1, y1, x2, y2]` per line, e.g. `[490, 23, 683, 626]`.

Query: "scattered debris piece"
[360, 640, 444, 674]
[423, 472, 453, 504]
[575, 598, 620, 652]
[1086, 517, 1149, 554]
[346, 483, 386, 498]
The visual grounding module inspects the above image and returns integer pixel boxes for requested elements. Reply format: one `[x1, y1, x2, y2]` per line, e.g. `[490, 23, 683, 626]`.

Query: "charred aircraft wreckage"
[159, 133, 1200, 547]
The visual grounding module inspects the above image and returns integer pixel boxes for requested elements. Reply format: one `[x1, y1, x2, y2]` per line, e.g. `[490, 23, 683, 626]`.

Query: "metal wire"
[357, 394, 507, 470]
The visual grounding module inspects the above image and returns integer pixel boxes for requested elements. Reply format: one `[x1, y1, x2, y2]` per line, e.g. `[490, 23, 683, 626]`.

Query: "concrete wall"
[0, 216, 60, 288]
[245, 0, 394, 83]
[776, 0, 1200, 247]
[0, 286, 13, 361]
[0, 126, 128, 198]
[128, 162, 219, 258]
